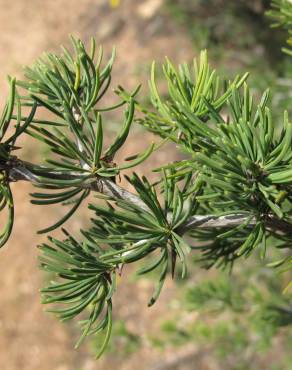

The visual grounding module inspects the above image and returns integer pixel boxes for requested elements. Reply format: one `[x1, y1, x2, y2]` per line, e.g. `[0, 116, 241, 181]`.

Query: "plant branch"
[1, 156, 148, 208]
[177, 214, 257, 233]
[1, 157, 291, 234]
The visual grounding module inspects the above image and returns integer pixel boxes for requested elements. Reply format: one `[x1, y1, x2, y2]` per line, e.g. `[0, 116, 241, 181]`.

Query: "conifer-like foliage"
[267, 0, 292, 54]
[0, 32, 291, 358]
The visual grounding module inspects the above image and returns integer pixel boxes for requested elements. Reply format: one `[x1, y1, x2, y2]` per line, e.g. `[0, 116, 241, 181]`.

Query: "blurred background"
[0, 1, 291, 369]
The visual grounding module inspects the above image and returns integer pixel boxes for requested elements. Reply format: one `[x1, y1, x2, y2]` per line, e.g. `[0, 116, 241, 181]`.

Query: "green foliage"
[40, 230, 114, 358]
[33, 44, 291, 357]
[136, 52, 292, 267]
[166, 0, 291, 122]
[86, 172, 198, 305]
[152, 265, 292, 369]
[267, 0, 292, 54]
[18, 37, 151, 234]
[139, 50, 248, 140]
[0, 78, 36, 248]
[0, 30, 290, 359]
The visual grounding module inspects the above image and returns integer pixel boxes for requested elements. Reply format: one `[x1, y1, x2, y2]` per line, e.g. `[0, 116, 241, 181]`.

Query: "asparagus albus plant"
[0, 33, 291, 357]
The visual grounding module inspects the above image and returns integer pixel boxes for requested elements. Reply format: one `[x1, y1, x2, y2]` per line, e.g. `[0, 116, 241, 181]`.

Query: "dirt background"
[0, 1, 201, 370]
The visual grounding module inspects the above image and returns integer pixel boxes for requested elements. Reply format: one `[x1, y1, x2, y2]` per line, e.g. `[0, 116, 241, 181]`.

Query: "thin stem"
[1, 156, 291, 234]
[177, 214, 257, 234]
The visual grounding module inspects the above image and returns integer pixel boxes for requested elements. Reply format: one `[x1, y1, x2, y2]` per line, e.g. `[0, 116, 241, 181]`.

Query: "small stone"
[137, 0, 163, 20]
